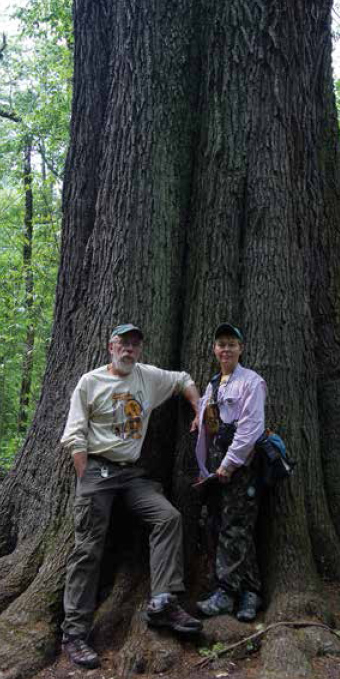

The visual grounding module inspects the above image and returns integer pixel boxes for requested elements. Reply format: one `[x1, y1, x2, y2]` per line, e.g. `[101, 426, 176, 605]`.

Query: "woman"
[195, 323, 266, 622]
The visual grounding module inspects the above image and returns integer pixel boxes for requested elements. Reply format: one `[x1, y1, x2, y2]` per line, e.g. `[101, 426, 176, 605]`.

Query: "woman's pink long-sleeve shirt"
[195, 363, 266, 477]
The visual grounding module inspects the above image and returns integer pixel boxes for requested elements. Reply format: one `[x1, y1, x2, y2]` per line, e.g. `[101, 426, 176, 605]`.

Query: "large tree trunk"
[1, 1, 340, 678]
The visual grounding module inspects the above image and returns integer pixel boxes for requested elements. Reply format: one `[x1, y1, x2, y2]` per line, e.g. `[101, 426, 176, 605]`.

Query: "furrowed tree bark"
[1, 1, 340, 678]
[178, 1, 340, 676]
[0, 0, 199, 675]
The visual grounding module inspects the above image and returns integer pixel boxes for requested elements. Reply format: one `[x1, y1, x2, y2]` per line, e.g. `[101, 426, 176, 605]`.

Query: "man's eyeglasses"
[112, 338, 142, 348]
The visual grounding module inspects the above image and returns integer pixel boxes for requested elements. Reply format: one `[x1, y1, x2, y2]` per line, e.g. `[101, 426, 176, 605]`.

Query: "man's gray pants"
[62, 457, 184, 638]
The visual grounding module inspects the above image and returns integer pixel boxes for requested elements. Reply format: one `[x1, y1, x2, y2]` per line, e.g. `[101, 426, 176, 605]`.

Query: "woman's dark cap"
[214, 323, 243, 342]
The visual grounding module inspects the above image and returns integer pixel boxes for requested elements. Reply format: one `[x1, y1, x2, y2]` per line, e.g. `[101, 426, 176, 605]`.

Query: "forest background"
[0, 0, 340, 473]
[0, 0, 71, 471]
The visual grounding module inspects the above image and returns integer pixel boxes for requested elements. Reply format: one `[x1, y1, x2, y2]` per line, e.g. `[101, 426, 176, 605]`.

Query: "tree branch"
[0, 32, 7, 58]
[333, 8, 340, 23]
[38, 142, 63, 181]
[0, 108, 22, 123]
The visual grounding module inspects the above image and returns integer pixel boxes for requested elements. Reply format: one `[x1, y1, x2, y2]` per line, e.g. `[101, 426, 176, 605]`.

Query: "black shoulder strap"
[210, 372, 221, 403]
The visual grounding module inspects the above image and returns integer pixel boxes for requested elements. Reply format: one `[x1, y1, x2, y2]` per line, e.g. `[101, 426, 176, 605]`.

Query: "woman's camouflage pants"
[207, 443, 261, 595]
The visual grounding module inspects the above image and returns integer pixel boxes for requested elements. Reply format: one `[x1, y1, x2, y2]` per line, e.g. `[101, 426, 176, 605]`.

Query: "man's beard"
[111, 353, 136, 375]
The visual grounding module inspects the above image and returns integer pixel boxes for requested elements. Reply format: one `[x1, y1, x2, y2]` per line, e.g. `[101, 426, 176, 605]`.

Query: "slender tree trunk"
[18, 138, 35, 435]
[0, 354, 5, 453]
[0, 2, 340, 678]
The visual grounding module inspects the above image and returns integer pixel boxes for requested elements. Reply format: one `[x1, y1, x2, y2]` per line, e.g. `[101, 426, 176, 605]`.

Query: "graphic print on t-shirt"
[111, 391, 145, 440]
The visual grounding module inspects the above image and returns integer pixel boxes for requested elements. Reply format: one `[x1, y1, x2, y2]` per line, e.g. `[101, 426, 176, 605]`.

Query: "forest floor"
[33, 582, 340, 679]
[32, 639, 340, 679]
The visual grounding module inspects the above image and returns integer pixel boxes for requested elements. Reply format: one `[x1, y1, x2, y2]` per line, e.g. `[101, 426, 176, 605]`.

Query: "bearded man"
[61, 324, 202, 669]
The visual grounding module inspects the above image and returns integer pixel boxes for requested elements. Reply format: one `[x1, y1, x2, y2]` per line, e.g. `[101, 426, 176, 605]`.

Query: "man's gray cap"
[110, 324, 144, 340]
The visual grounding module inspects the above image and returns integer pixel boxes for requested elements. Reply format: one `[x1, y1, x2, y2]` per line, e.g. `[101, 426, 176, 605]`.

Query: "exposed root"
[0, 620, 56, 679]
[262, 626, 313, 679]
[261, 623, 340, 679]
[196, 621, 340, 669]
[93, 572, 182, 676]
[258, 578, 339, 677]
[116, 601, 182, 677]
[0, 526, 72, 679]
[265, 589, 336, 627]
[201, 612, 255, 647]
[0, 537, 44, 613]
[92, 566, 146, 646]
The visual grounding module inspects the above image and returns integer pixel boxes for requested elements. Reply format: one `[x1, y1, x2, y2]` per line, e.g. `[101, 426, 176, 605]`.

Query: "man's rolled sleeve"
[61, 380, 89, 456]
[150, 366, 195, 408]
[175, 371, 195, 393]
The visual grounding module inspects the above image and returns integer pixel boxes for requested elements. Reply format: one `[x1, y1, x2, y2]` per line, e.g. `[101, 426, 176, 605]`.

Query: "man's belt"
[89, 454, 135, 468]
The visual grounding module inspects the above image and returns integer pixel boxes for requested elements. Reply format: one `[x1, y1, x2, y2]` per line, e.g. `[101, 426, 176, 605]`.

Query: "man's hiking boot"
[236, 591, 261, 622]
[196, 588, 235, 616]
[145, 595, 202, 634]
[62, 635, 100, 669]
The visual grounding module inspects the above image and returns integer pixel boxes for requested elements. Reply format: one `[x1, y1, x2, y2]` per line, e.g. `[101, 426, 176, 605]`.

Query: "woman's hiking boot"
[236, 591, 261, 622]
[196, 588, 235, 616]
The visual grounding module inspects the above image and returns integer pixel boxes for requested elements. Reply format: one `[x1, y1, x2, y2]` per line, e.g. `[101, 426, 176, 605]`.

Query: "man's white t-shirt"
[61, 363, 194, 463]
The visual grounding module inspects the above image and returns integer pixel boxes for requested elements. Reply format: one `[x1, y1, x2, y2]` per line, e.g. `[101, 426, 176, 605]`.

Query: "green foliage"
[0, 0, 72, 470]
[335, 79, 340, 121]
[333, 4, 340, 121]
[1, 0, 73, 178]
[198, 642, 227, 661]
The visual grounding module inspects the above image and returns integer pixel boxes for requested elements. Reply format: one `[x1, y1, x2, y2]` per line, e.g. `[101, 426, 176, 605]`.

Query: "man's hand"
[183, 384, 200, 432]
[216, 465, 233, 484]
[190, 413, 199, 432]
[73, 451, 88, 479]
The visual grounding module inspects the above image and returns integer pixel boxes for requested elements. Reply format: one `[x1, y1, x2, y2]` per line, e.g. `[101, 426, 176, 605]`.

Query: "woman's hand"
[216, 465, 233, 484]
